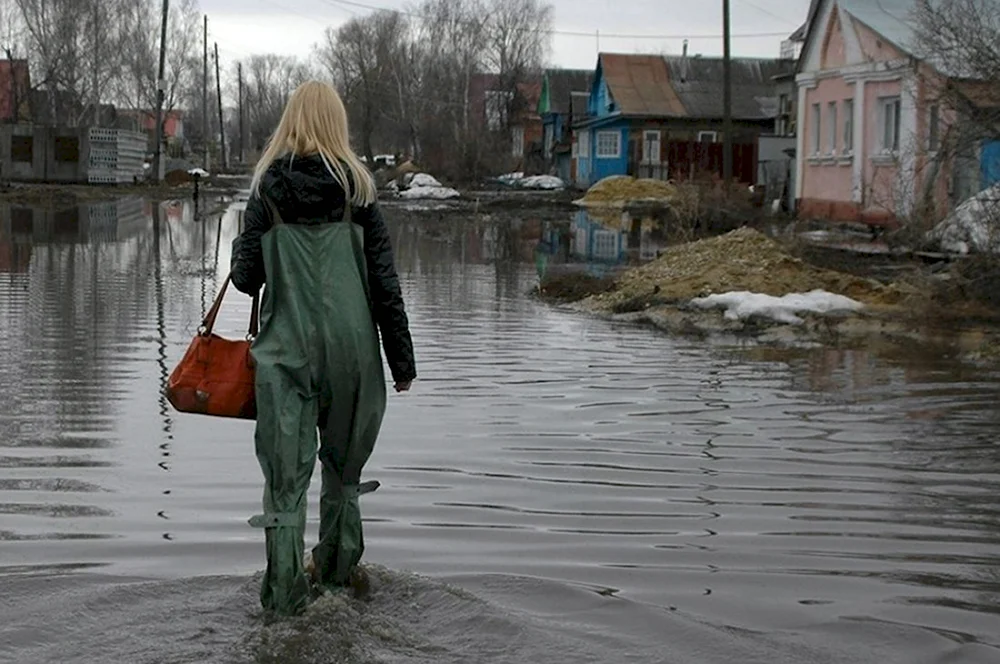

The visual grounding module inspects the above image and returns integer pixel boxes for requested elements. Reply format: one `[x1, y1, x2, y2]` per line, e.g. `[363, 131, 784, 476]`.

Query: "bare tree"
[911, 0, 1000, 209]
[316, 11, 410, 162]
[113, 0, 200, 124]
[484, 0, 552, 126]
[241, 53, 312, 154]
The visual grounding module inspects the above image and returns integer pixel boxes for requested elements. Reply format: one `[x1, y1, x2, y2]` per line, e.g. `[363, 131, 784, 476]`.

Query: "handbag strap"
[200, 273, 260, 339]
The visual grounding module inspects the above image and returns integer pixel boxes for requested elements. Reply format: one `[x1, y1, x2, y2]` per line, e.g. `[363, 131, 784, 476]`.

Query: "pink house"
[795, 0, 957, 226]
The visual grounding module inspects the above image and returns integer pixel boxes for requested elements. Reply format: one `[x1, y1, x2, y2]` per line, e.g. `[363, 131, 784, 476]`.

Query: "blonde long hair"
[250, 80, 376, 206]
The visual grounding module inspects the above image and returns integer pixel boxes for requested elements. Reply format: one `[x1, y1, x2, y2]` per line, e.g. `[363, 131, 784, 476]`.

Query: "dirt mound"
[586, 227, 909, 310]
[580, 176, 679, 205]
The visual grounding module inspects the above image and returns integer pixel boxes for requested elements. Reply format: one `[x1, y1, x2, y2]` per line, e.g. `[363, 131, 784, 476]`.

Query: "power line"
[321, 0, 790, 40]
[736, 0, 801, 29]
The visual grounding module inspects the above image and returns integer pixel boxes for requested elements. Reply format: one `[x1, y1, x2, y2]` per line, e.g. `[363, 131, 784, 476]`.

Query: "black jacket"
[230, 155, 416, 384]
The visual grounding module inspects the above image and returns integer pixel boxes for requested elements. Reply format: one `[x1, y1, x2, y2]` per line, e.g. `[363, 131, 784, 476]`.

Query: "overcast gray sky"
[203, 0, 811, 71]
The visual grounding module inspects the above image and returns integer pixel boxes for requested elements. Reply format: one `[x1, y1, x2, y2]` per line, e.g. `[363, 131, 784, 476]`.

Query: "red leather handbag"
[165, 274, 259, 419]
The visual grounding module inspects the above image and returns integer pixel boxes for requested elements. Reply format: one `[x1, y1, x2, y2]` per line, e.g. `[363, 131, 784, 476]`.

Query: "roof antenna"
[681, 39, 689, 82]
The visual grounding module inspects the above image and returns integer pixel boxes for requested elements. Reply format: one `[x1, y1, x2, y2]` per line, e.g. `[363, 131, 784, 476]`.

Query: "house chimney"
[681, 40, 689, 82]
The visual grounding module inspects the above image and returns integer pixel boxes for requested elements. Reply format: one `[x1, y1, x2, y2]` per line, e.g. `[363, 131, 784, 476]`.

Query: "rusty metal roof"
[599, 53, 686, 117]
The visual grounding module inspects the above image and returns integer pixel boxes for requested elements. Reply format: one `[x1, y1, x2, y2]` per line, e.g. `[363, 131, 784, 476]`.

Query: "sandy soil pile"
[585, 227, 909, 310]
[579, 176, 680, 205]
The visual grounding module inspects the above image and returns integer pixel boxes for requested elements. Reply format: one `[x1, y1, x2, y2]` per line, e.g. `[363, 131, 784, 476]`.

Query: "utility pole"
[238, 61, 244, 164]
[92, 1, 100, 125]
[152, 0, 169, 182]
[215, 42, 227, 171]
[203, 14, 209, 171]
[722, 0, 733, 186]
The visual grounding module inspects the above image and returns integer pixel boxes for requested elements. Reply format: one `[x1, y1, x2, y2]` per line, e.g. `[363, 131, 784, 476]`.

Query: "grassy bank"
[536, 226, 1000, 364]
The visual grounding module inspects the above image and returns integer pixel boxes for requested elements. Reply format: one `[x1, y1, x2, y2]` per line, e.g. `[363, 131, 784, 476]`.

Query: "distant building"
[572, 52, 793, 187]
[0, 59, 31, 123]
[794, 0, 1000, 225]
[117, 109, 185, 153]
[536, 68, 593, 181]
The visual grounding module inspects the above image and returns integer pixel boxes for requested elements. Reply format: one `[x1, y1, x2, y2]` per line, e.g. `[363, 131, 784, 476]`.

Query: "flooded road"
[2, 198, 1000, 663]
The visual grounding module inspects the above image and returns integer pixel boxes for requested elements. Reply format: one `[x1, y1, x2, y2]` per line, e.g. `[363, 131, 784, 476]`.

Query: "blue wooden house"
[573, 52, 793, 187]
[537, 69, 592, 182]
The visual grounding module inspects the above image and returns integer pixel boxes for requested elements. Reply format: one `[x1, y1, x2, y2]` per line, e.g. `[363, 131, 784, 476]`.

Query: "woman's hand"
[393, 381, 412, 393]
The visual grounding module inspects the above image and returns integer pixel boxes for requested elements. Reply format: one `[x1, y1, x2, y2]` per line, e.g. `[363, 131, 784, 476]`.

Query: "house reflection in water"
[0, 198, 150, 274]
[537, 209, 661, 268]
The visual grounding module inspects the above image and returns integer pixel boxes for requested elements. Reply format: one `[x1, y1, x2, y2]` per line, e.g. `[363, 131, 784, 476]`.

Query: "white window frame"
[595, 130, 621, 159]
[697, 130, 718, 143]
[879, 96, 901, 154]
[827, 101, 838, 155]
[928, 104, 940, 153]
[578, 130, 590, 159]
[842, 99, 854, 155]
[642, 130, 661, 164]
[593, 229, 619, 260]
[810, 103, 821, 155]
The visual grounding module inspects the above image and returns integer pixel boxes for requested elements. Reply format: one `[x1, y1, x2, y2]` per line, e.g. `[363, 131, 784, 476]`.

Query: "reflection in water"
[2, 200, 1000, 658]
[533, 209, 664, 284]
[152, 203, 173, 541]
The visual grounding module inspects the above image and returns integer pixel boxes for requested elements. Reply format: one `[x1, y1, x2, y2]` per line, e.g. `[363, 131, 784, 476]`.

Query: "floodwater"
[2, 197, 1000, 663]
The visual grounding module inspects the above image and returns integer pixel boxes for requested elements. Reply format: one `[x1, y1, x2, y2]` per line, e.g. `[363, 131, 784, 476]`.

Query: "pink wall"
[862, 80, 902, 213]
[853, 19, 906, 62]
[821, 13, 847, 69]
[798, 4, 956, 225]
[801, 76, 856, 204]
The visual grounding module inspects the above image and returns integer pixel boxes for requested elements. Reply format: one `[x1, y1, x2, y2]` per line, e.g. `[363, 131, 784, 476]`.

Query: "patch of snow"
[408, 173, 443, 189]
[187, 168, 210, 177]
[498, 172, 525, 182]
[928, 183, 1000, 254]
[520, 175, 565, 190]
[398, 185, 460, 200]
[690, 290, 864, 325]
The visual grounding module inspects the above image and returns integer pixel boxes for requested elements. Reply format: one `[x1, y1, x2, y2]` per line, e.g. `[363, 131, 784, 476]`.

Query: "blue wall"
[586, 124, 629, 185]
[556, 153, 571, 182]
[588, 61, 614, 118]
[983, 139, 1000, 188]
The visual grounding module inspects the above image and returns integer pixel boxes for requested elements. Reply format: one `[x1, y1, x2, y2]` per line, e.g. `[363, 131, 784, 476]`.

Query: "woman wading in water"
[230, 80, 416, 616]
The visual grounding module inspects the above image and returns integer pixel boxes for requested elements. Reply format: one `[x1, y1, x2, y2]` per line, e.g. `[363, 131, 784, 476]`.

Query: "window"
[593, 230, 619, 260]
[642, 130, 661, 164]
[827, 102, 838, 155]
[843, 99, 854, 154]
[595, 131, 621, 159]
[880, 96, 901, 153]
[511, 126, 525, 157]
[928, 104, 940, 152]
[697, 131, 718, 143]
[54, 136, 80, 163]
[11, 136, 32, 163]
[10, 208, 32, 235]
[810, 103, 821, 155]
[579, 131, 590, 159]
